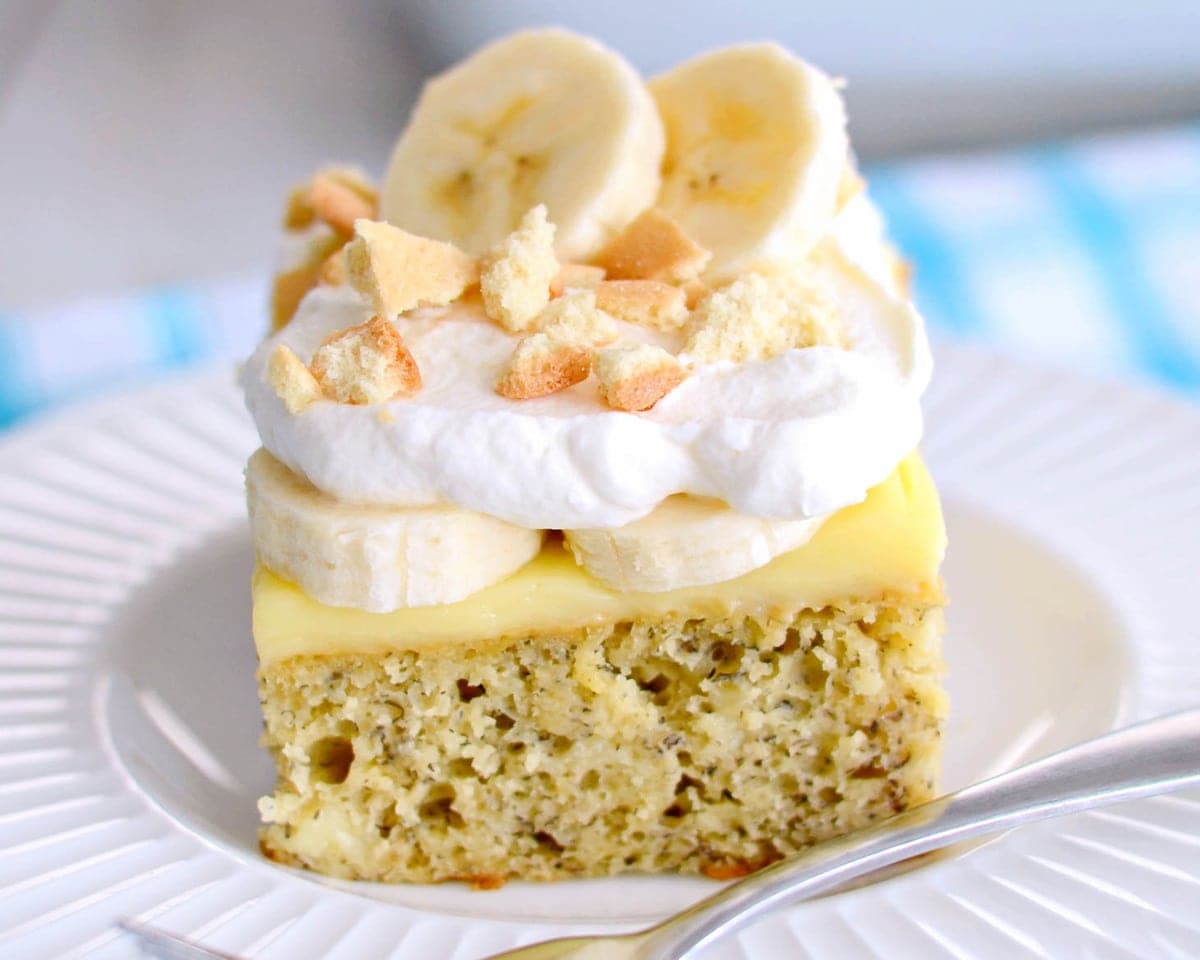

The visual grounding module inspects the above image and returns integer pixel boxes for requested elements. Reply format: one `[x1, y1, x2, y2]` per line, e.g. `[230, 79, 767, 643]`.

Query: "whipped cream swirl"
[244, 200, 931, 531]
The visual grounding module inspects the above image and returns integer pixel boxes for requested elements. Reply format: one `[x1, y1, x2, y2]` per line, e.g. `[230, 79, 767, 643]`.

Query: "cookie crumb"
[481, 205, 559, 332]
[684, 271, 841, 364]
[549, 263, 606, 298]
[318, 249, 347, 286]
[592, 280, 688, 331]
[594, 209, 711, 283]
[595, 344, 686, 411]
[680, 279, 710, 309]
[283, 166, 377, 231]
[496, 335, 592, 400]
[268, 345, 323, 414]
[309, 170, 378, 236]
[310, 316, 422, 404]
[533, 289, 619, 345]
[496, 291, 619, 400]
[345, 220, 478, 319]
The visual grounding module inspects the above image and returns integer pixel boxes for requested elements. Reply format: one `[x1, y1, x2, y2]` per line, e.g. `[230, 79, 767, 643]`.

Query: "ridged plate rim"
[0, 338, 1198, 959]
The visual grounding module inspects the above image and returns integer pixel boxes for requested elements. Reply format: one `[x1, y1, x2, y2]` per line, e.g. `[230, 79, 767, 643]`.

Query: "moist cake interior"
[254, 455, 946, 884]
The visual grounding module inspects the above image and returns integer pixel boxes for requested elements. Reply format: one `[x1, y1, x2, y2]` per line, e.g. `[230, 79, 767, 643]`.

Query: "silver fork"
[122, 708, 1200, 960]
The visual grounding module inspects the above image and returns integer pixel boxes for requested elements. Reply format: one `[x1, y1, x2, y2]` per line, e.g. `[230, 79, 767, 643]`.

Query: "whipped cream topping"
[244, 201, 932, 531]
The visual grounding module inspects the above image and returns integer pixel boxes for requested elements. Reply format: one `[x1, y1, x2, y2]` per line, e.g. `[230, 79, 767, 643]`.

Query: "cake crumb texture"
[258, 597, 945, 884]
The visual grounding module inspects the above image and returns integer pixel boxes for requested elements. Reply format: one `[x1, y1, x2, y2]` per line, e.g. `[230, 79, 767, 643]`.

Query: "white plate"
[1, 341, 1198, 959]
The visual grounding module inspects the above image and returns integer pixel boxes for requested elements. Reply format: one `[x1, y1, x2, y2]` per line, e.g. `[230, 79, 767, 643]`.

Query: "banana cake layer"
[254, 455, 946, 883]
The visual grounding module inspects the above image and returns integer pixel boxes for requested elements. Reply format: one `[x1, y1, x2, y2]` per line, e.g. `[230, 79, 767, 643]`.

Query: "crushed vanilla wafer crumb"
[594, 209, 711, 283]
[271, 167, 375, 330]
[549, 263, 606, 298]
[269, 226, 346, 331]
[496, 291, 618, 400]
[310, 316, 421, 404]
[268, 345, 324, 414]
[592, 280, 689, 331]
[681, 279, 710, 310]
[684, 271, 842, 365]
[309, 171, 378, 236]
[595, 344, 686, 411]
[496, 335, 592, 400]
[283, 166, 377, 231]
[533, 289, 619, 345]
[318, 249, 347, 286]
[480, 205, 559, 332]
[345, 220, 478, 319]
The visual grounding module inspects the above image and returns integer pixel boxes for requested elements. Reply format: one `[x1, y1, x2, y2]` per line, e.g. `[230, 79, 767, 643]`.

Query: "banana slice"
[565, 497, 826, 593]
[649, 43, 848, 284]
[246, 449, 542, 612]
[380, 28, 664, 261]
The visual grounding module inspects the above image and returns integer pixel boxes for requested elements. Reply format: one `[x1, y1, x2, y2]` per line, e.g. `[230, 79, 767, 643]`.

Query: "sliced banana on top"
[380, 28, 664, 261]
[649, 43, 848, 284]
[565, 497, 826, 594]
[247, 450, 542, 612]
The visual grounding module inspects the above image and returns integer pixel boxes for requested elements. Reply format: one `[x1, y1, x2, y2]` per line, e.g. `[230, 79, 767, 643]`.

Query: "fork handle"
[641, 708, 1200, 960]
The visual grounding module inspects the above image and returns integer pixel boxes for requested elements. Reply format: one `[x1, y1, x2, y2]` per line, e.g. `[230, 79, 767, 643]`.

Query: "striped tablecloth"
[2, 125, 1197, 430]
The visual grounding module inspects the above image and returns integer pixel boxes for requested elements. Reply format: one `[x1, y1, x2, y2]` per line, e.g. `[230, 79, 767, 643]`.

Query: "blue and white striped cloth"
[2, 125, 1197, 430]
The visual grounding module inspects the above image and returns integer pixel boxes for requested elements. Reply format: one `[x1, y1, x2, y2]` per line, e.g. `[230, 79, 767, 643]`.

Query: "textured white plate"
[1, 341, 1198, 959]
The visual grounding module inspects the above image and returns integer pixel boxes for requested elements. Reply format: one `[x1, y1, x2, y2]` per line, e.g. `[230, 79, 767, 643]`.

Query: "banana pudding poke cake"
[243, 29, 947, 886]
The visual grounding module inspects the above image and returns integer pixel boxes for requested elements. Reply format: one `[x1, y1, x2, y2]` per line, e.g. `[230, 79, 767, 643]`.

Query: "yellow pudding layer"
[252, 453, 944, 665]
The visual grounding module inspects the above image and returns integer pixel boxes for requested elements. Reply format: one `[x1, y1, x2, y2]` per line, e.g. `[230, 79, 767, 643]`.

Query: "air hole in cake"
[774, 628, 801, 655]
[377, 802, 398, 838]
[675, 774, 704, 796]
[636, 672, 670, 695]
[663, 793, 692, 819]
[709, 640, 744, 677]
[580, 769, 600, 790]
[533, 830, 564, 854]
[419, 783, 464, 828]
[307, 736, 354, 784]
[491, 711, 516, 731]
[818, 786, 843, 807]
[632, 659, 698, 705]
[448, 757, 477, 779]
[551, 735, 573, 755]
[852, 762, 889, 779]
[801, 650, 830, 689]
[456, 678, 486, 701]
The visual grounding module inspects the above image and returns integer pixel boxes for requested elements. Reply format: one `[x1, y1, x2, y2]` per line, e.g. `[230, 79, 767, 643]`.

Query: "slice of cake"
[244, 28, 946, 886]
